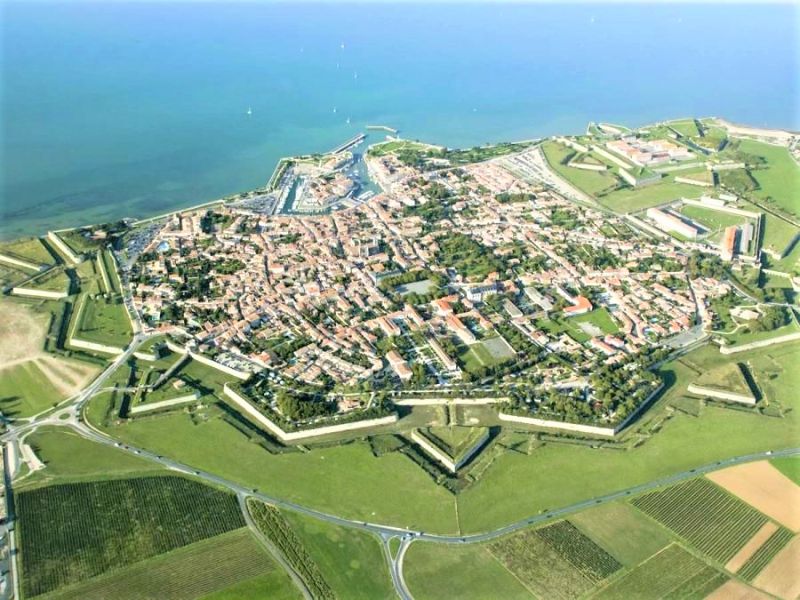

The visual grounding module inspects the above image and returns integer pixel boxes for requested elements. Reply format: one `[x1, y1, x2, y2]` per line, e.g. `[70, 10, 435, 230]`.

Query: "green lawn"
[570, 501, 671, 567]
[721, 314, 800, 347]
[27, 268, 71, 293]
[740, 199, 800, 256]
[541, 140, 619, 196]
[598, 179, 704, 213]
[738, 139, 800, 219]
[568, 308, 619, 335]
[404, 542, 533, 600]
[283, 510, 395, 600]
[770, 456, 800, 485]
[678, 204, 749, 236]
[667, 119, 700, 138]
[46, 529, 286, 600]
[693, 362, 752, 396]
[0, 361, 64, 418]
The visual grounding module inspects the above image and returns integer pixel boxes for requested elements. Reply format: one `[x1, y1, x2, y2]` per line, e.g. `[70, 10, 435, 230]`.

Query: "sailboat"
[333, 107, 337, 114]
[247, 106, 253, 116]
[346, 117, 351, 125]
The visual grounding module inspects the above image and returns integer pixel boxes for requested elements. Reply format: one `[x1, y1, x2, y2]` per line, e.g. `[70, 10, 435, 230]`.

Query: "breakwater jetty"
[330, 133, 366, 154]
[366, 124, 399, 134]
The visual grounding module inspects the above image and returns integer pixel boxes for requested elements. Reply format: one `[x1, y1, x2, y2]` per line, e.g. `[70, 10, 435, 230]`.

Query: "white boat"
[346, 117, 351, 125]
[247, 106, 253, 116]
[333, 107, 337, 113]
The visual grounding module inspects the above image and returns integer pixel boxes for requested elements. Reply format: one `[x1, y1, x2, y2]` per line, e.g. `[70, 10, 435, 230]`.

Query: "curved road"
[2, 334, 798, 599]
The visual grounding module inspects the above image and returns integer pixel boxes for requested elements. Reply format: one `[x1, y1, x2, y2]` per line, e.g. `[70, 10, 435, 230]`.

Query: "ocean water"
[1, 2, 797, 239]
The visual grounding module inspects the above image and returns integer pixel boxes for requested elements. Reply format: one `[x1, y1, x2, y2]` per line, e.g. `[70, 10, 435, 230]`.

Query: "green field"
[20, 427, 162, 486]
[45, 528, 286, 600]
[73, 296, 133, 347]
[667, 119, 701, 138]
[487, 522, 619, 599]
[570, 502, 671, 566]
[404, 542, 532, 600]
[770, 456, 800, 485]
[693, 362, 753, 396]
[568, 308, 619, 335]
[738, 139, 800, 218]
[27, 269, 71, 293]
[630, 478, 769, 563]
[0, 361, 64, 418]
[541, 141, 620, 196]
[738, 527, 794, 581]
[201, 570, 302, 600]
[96, 409, 459, 532]
[16, 475, 245, 596]
[421, 426, 489, 463]
[598, 179, 703, 213]
[721, 314, 800, 347]
[740, 199, 800, 256]
[283, 510, 395, 600]
[247, 500, 334, 600]
[678, 204, 749, 236]
[0, 237, 54, 265]
[590, 544, 726, 600]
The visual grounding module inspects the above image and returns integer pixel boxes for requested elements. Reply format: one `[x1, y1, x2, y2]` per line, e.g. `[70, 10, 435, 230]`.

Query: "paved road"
[3, 330, 799, 599]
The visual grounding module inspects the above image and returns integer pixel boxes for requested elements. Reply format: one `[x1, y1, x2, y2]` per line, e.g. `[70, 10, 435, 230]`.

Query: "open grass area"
[45, 528, 281, 600]
[16, 475, 244, 597]
[541, 140, 619, 196]
[570, 501, 671, 567]
[678, 204, 749, 236]
[693, 362, 752, 396]
[0, 360, 64, 418]
[770, 456, 800, 485]
[20, 427, 162, 487]
[630, 478, 769, 563]
[590, 544, 726, 600]
[456, 341, 800, 534]
[740, 200, 800, 256]
[598, 179, 703, 213]
[95, 409, 459, 533]
[283, 509, 395, 600]
[25, 268, 71, 293]
[721, 313, 800, 347]
[74, 296, 133, 347]
[738, 139, 800, 219]
[404, 542, 533, 600]
[0, 237, 54, 265]
[568, 308, 619, 336]
[201, 570, 302, 600]
[668, 119, 701, 138]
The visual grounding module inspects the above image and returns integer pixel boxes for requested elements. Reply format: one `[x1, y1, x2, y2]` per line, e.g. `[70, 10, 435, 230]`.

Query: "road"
[2, 331, 799, 599]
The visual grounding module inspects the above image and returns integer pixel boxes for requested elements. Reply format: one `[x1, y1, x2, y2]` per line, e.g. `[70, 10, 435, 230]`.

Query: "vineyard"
[47, 529, 273, 600]
[630, 478, 769, 563]
[738, 528, 794, 581]
[534, 521, 622, 582]
[247, 499, 334, 600]
[16, 475, 244, 597]
[592, 544, 725, 600]
[488, 519, 619, 600]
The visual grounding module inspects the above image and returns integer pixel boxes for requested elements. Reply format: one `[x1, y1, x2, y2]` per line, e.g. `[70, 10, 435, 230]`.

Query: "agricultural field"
[570, 502, 671, 566]
[16, 475, 245, 597]
[0, 361, 65, 417]
[737, 528, 794, 581]
[202, 571, 302, 600]
[541, 140, 620, 196]
[771, 456, 800, 485]
[246, 500, 334, 600]
[282, 510, 395, 600]
[45, 529, 285, 600]
[706, 461, 800, 531]
[487, 520, 621, 599]
[630, 478, 770, 563]
[404, 542, 532, 600]
[590, 544, 727, 600]
[750, 535, 800, 599]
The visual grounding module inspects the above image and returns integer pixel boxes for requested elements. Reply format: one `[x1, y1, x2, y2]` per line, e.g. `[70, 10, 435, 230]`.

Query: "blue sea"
[1, 2, 797, 238]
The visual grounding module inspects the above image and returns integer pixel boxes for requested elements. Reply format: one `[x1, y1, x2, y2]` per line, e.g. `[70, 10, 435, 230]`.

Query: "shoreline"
[1, 116, 795, 243]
